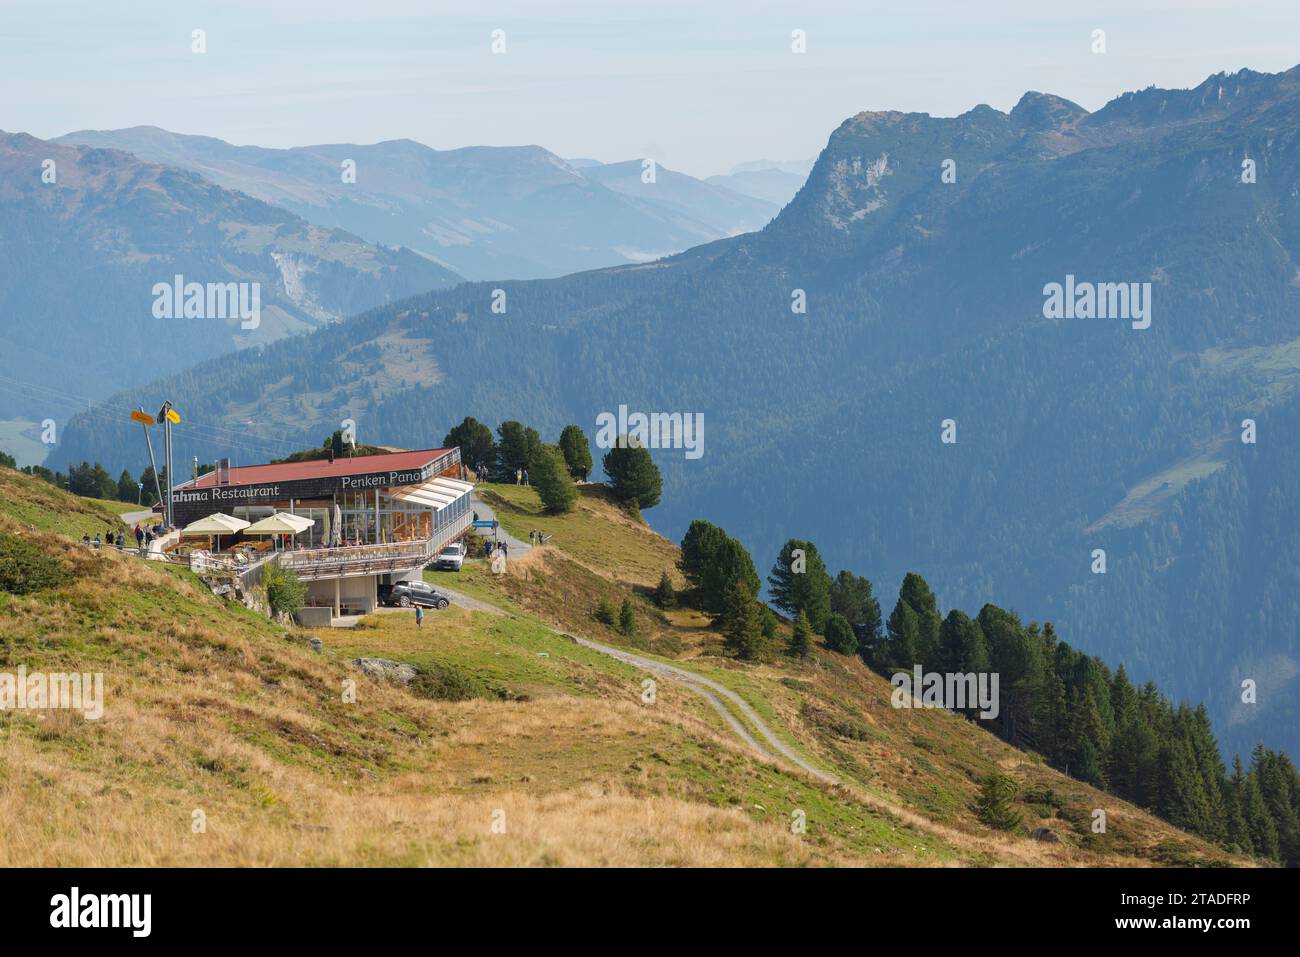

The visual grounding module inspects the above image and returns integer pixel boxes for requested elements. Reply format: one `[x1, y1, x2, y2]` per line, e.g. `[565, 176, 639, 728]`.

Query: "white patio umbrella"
[242, 512, 315, 550]
[179, 513, 251, 552]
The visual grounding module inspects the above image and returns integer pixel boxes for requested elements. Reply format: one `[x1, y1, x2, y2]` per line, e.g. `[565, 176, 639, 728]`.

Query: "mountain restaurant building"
[168, 447, 473, 624]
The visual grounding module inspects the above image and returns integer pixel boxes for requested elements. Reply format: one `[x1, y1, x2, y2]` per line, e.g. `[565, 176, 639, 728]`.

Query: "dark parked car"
[379, 580, 450, 610]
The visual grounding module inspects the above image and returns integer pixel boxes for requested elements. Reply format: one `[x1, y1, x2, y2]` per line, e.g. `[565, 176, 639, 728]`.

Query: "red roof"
[181, 448, 454, 490]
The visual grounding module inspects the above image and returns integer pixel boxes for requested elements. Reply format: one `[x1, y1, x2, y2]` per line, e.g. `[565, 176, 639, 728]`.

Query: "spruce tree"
[602, 438, 662, 510]
[938, 609, 989, 674]
[558, 424, 593, 479]
[1241, 768, 1280, 861]
[529, 445, 578, 513]
[721, 580, 764, 661]
[116, 468, 137, 503]
[767, 539, 832, 633]
[1158, 738, 1213, 836]
[1225, 756, 1255, 856]
[678, 520, 727, 589]
[787, 609, 813, 659]
[443, 417, 496, 474]
[884, 599, 921, 672]
[830, 570, 883, 660]
[896, 572, 942, 666]
[823, 613, 858, 655]
[653, 570, 677, 609]
[618, 597, 636, 636]
[496, 421, 542, 477]
[699, 536, 760, 617]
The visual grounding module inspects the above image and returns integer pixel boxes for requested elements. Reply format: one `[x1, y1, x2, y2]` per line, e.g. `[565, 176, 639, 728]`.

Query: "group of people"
[81, 522, 160, 554]
[484, 539, 509, 558]
[515, 468, 529, 485]
[528, 529, 547, 546]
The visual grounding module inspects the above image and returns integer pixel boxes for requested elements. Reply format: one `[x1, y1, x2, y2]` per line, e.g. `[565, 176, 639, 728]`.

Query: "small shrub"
[0, 534, 70, 595]
[594, 598, 616, 626]
[973, 772, 1024, 832]
[264, 563, 307, 617]
[409, 662, 491, 702]
[653, 571, 676, 609]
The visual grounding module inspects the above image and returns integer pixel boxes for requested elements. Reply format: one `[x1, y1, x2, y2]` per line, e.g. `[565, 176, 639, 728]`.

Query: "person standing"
[415, 605, 424, 629]
[134, 524, 144, 549]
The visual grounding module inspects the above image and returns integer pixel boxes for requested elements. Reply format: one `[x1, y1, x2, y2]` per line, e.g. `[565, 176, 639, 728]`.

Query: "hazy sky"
[3, 0, 1299, 177]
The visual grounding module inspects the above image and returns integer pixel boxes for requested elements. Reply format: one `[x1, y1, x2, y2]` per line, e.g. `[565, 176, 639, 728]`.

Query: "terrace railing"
[278, 512, 471, 581]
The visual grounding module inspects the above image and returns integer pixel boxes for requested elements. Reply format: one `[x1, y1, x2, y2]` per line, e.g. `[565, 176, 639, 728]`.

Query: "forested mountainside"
[0, 131, 460, 418]
[49, 66, 1300, 762]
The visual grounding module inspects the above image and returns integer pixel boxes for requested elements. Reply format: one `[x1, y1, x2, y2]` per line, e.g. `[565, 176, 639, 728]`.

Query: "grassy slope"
[0, 469, 1242, 866]
[430, 482, 1250, 867]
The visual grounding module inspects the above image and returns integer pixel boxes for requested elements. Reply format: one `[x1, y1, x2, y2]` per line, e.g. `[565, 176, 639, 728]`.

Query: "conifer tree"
[529, 445, 578, 513]
[786, 610, 813, 659]
[1241, 767, 1280, 861]
[653, 570, 676, 609]
[884, 599, 921, 671]
[823, 613, 858, 655]
[721, 580, 765, 661]
[678, 520, 727, 590]
[699, 536, 760, 618]
[557, 424, 593, 479]
[973, 772, 1023, 832]
[768, 539, 833, 632]
[1225, 756, 1255, 856]
[496, 421, 542, 477]
[618, 597, 636, 636]
[760, 604, 778, 652]
[443, 416, 495, 474]
[895, 572, 942, 665]
[602, 438, 662, 510]
[116, 468, 137, 503]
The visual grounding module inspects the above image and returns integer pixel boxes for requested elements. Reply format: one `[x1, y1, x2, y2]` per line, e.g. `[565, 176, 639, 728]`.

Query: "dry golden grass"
[0, 469, 1250, 867]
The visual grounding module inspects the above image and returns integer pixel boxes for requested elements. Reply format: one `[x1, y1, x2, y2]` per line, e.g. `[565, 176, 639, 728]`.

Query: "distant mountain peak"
[1009, 91, 1089, 132]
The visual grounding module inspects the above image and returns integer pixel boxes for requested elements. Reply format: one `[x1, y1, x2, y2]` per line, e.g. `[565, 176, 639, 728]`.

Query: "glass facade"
[225, 483, 472, 550]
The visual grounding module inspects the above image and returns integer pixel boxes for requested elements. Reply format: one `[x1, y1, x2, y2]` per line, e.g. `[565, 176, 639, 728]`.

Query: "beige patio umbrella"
[179, 512, 251, 552]
[242, 512, 315, 550]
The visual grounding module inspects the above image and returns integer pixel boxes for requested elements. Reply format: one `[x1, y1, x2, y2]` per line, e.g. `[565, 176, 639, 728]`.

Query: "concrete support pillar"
[334, 577, 341, 618]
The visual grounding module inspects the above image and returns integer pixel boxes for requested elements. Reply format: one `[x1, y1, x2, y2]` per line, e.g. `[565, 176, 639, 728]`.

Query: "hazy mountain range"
[45, 65, 1300, 762]
[0, 130, 459, 420]
[706, 158, 814, 206]
[55, 128, 782, 280]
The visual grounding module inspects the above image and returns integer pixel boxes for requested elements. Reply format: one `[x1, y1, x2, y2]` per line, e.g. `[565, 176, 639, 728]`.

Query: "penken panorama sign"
[170, 459, 449, 525]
